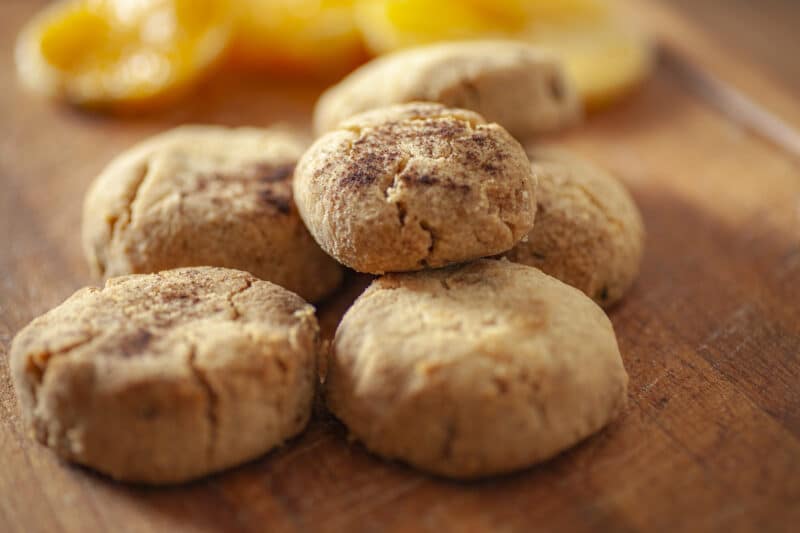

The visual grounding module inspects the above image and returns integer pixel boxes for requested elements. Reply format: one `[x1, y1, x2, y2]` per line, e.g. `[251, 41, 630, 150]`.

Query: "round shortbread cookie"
[506, 147, 644, 307]
[10, 267, 319, 484]
[294, 102, 537, 274]
[326, 259, 628, 479]
[82, 125, 343, 302]
[314, 40, 581, 139]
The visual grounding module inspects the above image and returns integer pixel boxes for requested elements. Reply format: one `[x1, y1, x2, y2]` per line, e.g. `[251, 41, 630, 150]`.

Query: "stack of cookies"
[10, 41, 644, 484]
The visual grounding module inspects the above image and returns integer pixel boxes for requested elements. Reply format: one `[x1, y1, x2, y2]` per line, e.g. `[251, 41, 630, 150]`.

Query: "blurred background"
[15, 0, 658, 114]
[12, 0, 800, 131]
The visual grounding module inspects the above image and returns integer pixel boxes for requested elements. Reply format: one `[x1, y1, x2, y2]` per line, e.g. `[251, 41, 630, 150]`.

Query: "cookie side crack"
[290, 304, 318, 356]
[394, 200, 409, 229]
[227, 277, 254, 320]
[187, 343, 218, 467]
[419, 221, 436, 267]
[383, 156, 410, 201]
[498, 215, 518, 245]
[572, 181, 626, 234]
[25, 332, 96, 444]
[106, 160, 152, 273]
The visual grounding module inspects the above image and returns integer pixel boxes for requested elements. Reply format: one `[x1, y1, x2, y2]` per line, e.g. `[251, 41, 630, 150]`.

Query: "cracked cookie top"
[293, 102, 538, 274]
[313, 40, 581, 139]
[82, 125, 343, 302]
[326, 259, 628, 479]
[10, 266, 319, 483]
[11, 267, 316, 365]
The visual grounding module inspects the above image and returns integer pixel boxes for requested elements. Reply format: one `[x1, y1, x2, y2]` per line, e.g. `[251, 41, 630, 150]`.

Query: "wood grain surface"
[2, 1, 799, 532]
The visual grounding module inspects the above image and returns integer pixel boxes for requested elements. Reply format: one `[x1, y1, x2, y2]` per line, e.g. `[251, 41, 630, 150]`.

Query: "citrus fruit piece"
[466, 0, 608, 24]
[230, 0, 367, 78]
[524, 19, 654, 111]
[354, 0, 610, 55]
[15, 0, 231, 110]
[354, 0, 652, 110]
[354, 0, 523, 55]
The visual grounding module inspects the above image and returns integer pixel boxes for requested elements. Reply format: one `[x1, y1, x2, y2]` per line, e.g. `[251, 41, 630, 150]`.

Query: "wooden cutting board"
[1, 1, 798, 531]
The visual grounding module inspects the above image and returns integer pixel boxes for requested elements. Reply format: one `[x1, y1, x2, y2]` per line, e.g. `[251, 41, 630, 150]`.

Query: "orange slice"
[466, 0, 608, 24]
[15, 0, 231, 110]
[524, 18, 653, 111]
[230, 0, 367, 78]
[354, 0, 523, 55]
[353, 0, 652, 110]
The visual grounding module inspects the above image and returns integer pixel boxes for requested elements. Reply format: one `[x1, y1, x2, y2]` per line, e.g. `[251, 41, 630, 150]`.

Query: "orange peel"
[15, 0, 232, 110]
[230, 0, 366, 78]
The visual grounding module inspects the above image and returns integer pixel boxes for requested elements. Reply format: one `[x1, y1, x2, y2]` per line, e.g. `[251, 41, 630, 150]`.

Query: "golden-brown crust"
[82, 125, 343, 302]
[10, 267, 319, 484]
[325, 259, 628, 478]
[506, 147, 645, 307]
[294, 103, 537, 274]
[313, 40, 581, 139]
[326, 259, 628, 479]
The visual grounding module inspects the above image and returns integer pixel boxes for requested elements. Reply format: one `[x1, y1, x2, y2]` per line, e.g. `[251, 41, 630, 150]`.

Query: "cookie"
[506, 147, 644, 307]
[326, 259, 628, 479]
[313, 40, 581, 139]
[10, 267, 319, 484]
[82, 125, 343, 302]
[294, 102, 537, 274]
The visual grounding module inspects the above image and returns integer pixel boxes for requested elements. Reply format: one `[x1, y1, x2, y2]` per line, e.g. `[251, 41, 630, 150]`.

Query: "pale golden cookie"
[82, 125, 343, 302]
[313, 40, 581, 139]
[294, 103, 537, 274]
[506, 147, 644, 307]
[327, 259, 628, 479]
[10, 267, 319, 485]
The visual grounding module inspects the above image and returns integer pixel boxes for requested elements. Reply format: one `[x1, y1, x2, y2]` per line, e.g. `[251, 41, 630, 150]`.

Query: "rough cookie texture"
[294, 103, 537, 274]
[506, 147, 645, 307]
[82, 125, 343, 302]
[313, 40, 581, 139]
[327, 259, 628, 479]
[10, 267, 319, 484]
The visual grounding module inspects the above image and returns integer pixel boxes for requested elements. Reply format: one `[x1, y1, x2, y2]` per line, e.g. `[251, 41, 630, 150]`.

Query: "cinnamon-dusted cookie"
[82, 125, 343, 302]
[10, 267, 319, 484]
[314, 40, 581, 139]
[326, 259, 628, 479]
[506, 147, 644, 307]
[294, 103, 537, 274]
